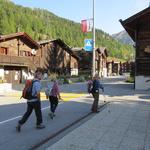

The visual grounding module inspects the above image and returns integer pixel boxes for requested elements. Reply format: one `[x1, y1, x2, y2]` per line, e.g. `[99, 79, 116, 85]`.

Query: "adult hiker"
[16, 68, 45, 132]
[91, 74, 104, 113]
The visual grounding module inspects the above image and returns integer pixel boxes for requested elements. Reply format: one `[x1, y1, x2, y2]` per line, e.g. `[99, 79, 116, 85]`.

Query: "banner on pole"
[81, 19, 93, 33]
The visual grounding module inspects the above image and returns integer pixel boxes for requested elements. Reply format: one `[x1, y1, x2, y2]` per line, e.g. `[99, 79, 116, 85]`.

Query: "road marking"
[41, 106, 49, 110]
[0, 106, 49, 125]
[0, 116, 22, 125]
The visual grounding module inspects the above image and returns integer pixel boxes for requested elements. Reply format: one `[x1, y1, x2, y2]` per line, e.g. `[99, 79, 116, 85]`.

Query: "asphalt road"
[0, 81, 93, 150]
[0, 97, 95, 150]
[1, 76, 148, 150]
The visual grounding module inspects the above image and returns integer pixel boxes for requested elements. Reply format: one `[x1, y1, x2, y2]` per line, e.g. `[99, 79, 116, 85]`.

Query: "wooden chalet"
[107, 60, 121, 76]
[0, 32, 40, 84]
[38, 39, 79, 76]
[95, 47, 108, 77]
[120, 7, 150, 90]
[112, 61, 121, 75]
[120, 61, 135, 75]
[72, 48, 92, 75]
[72, 47, 108, 77]
[107, 59, 134, 76]
[106, 60, 113, 76]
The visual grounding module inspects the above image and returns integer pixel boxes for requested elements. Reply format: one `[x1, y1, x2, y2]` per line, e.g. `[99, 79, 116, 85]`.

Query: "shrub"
[77, 76, 85, 82]
[48, 73, 58, 80]
[126, 76, 134, 83]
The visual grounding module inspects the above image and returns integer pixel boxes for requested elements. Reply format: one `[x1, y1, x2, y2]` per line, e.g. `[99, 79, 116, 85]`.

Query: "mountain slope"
[0, 0, 134, 61]
[112, 30, 134, 45]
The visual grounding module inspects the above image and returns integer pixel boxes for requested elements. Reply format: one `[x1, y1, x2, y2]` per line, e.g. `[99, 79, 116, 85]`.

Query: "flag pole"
[92, 0, 95, 77]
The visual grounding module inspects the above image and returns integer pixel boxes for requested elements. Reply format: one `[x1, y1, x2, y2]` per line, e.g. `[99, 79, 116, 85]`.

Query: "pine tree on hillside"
[0, 0, 134, 61]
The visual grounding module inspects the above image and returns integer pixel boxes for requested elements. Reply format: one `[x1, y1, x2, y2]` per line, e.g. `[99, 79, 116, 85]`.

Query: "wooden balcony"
[0, 55, 40, 69]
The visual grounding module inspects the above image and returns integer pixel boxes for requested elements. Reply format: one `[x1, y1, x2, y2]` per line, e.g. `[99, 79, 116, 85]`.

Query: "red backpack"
[21, 80, 38, 100]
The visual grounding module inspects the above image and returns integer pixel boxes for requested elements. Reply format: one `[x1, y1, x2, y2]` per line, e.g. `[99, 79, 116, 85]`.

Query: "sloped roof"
[39, 39, 80, 60]
[107, 57, 125, 63]
[71, 47, 83, 52]
[96, 47, 108, 58]
[53, 39, 81, 60]
[72, 47, 108, 59]
[0, 32, 40, 49]
[120, 7, 150, 41]
[38, 40, 52, 45]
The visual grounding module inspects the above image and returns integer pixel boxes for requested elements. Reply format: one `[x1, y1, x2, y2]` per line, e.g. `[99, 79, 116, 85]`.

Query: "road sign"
[84, 39, 93, 52]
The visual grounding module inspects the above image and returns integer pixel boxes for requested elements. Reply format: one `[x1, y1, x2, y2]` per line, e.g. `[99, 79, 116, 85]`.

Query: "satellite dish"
[31, 49, 37, 55]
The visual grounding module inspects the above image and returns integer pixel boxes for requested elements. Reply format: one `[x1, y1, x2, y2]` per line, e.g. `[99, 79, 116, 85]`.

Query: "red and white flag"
[81, 19, 93, 33]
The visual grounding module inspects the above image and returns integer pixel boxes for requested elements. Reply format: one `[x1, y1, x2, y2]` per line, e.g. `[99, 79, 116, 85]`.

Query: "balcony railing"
[0, 55, 40, 68]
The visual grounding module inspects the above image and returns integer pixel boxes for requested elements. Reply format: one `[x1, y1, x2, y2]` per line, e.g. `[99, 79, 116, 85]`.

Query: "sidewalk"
[47, 92, 150, 150]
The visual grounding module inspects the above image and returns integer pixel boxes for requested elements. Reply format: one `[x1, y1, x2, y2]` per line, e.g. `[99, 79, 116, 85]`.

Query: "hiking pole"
[102, 91, 111, 113]
[103, 92, 106, 103]
[59, 98, 65, 103]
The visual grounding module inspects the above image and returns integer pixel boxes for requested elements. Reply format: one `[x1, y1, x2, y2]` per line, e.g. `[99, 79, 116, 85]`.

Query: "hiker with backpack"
[45, 80, 61, 119]
[91, 74, 104, 113]
[16, 68, 45, 132]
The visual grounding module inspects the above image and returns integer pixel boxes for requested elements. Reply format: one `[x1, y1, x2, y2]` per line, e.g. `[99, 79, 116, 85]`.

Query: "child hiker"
[45, 80, 61, 119]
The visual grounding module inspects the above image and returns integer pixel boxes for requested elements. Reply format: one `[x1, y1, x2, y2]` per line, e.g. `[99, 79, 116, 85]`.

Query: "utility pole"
[92, 0, 95, 77]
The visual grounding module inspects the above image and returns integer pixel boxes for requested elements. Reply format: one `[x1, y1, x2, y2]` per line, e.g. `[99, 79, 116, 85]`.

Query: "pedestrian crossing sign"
[84, 39, 93, 51]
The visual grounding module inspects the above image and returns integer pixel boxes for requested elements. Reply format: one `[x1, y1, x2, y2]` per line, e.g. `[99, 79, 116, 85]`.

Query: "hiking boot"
[92, 110, 100, 113]
[36, 124, 45, 129]
[95, 110, 100, 113]
[16, 123, 21, 132]
[49, 112, 54, 119]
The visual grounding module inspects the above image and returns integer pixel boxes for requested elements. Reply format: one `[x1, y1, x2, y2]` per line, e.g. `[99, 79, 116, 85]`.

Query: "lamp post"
[92, 0, 95, 77]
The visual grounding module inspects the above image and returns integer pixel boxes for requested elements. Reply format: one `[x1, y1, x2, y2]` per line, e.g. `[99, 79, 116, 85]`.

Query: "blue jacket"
[92, 79, 104, 92]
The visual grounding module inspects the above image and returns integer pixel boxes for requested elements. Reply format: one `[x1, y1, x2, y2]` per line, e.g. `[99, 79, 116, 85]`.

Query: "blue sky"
[11, 0, 149, 35]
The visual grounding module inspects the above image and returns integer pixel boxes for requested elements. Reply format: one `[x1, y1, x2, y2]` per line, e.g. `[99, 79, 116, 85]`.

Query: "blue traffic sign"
[84, 39, 93, 52]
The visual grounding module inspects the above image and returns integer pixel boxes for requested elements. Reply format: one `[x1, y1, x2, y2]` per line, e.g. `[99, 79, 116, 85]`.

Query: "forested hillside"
[0, 0, 134, 60]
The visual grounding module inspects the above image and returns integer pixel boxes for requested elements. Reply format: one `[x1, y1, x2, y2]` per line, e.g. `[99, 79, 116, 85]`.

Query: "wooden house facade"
[120, 7, 150, 90]
[72, 48, 92, 75]
[73, 47, 108, 77]
[95, 47, 108, 77]
[0, 32, 40, 84]
[38, 39, 79, 76]
[107, 61, 113, 76]
[107, 60, 134, 76]
[107, 60, 121, 76]
[120, 61, 135, 75]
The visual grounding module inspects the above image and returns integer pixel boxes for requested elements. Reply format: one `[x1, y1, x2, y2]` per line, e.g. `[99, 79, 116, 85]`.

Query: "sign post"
[92, 0, 95, 77]
[81, 0, 96, 77]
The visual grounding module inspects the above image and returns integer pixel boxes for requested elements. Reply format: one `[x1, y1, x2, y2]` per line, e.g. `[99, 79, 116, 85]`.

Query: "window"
[20, 50, 32, 57]
[20, 51, 24, 56]
[0, 47, 8, 55]
[74, 62, 77, 68]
